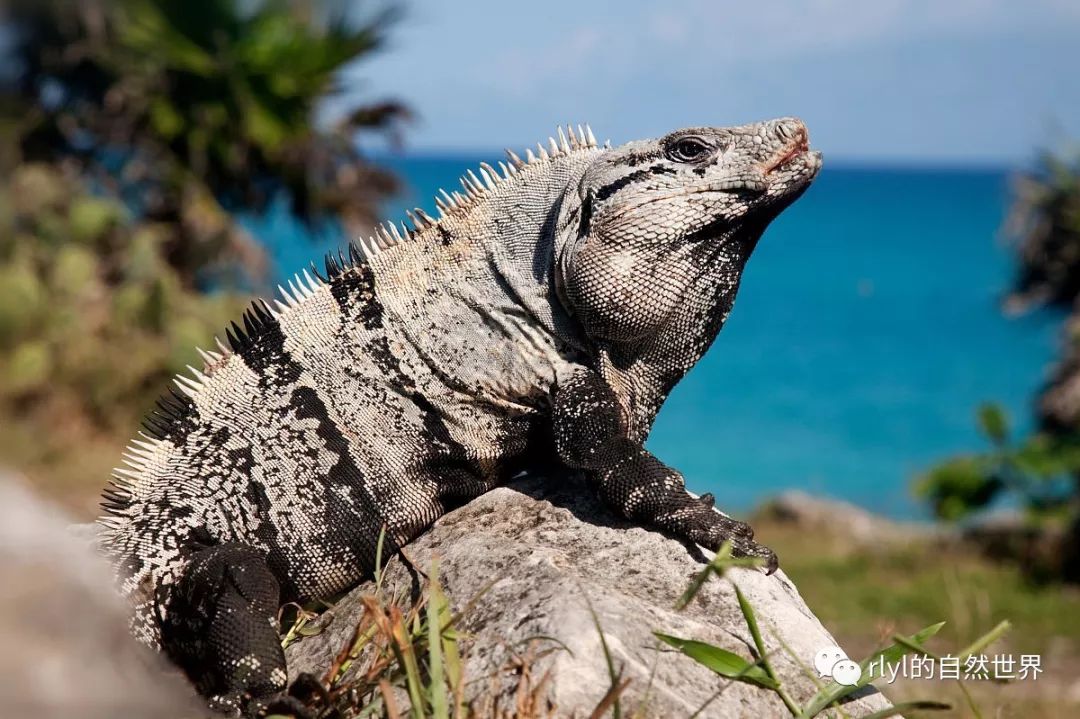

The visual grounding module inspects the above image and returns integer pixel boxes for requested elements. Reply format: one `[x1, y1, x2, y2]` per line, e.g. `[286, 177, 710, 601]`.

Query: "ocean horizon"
[243, 154, 1062, 519]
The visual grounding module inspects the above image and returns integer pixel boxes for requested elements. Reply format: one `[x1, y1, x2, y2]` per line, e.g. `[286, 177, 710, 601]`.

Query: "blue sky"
[335, 0, 1080, 164]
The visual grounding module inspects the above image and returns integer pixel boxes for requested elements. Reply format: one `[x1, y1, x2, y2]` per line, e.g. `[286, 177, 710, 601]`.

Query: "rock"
[0, 472, 201, 719]
[755, 490, 945, 546]
[287, 474, 892, 718]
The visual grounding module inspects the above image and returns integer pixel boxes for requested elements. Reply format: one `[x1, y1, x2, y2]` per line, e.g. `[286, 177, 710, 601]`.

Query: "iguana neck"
[479, 150, 600, 352]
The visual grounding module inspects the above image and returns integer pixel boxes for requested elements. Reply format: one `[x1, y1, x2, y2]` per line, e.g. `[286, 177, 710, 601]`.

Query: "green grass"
[754, 520, 1080, 718]
[759, 521, 1080, 655]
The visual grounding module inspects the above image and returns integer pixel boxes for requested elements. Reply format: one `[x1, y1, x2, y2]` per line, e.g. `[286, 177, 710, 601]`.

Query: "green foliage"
[1, 0, 407, 287]
[0, 163, 244, 434]
[916, 403, 1080, 523]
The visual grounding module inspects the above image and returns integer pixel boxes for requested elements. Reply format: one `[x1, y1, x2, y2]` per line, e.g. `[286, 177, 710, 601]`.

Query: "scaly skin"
[97, 120, 820, 714]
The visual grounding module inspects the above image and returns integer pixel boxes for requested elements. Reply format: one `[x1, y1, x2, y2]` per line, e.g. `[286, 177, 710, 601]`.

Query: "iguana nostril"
[774, 120, 807, 144]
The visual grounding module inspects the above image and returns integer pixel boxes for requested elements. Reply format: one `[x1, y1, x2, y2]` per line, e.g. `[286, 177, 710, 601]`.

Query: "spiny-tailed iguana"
[97, 118, 821, 714]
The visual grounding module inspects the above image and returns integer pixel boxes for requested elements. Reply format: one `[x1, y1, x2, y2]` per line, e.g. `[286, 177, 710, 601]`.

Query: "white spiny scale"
[404, 209, 419, 232]
[113, 468, 139, 480]
[124, 451, 152, 466]
[302, 269, 321, 290]
[415, 208, 435, 226]
[567, 125, 579, 148]
[132, 438, 158, 451]
[399, 220, 411, 240]
[526, 148, 537, 164]
[186, 365, 209, 383]
[498, 161, 513, 178]
[195, 346, 215, 366]
[467, 169, 485, 193]
[175, 372, 201, 390]
[549, 136, 560, 155]
[387, 223, 401, 244]
[477, 164, 496, 189]
[278, 284, 296, 306]
[274, 299, 290, 314]
[121, 456, 144, 471]
[558, 126, 570, 153]
[537, 144, 549, 161]
[377, 225, 394, 248]
[452, 190, 466, 205]
[126, 445, 154, 459]
[438, 188, 455, 209]
[586, 124, 597, 147]
[215, 336, 230, 355]
[506, 149, 523, 167]
[174, 377, 199, 398]
[287, 277, 306, 301]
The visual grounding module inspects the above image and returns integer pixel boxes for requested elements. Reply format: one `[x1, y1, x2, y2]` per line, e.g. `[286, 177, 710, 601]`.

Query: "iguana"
[97, 118, 821, 714]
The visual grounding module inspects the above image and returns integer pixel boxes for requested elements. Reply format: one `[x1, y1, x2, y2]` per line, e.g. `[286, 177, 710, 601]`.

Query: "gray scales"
[96, 119, 822, 714]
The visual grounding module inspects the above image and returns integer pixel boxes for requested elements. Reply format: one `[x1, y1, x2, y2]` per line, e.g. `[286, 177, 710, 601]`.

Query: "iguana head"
[555, 118, 820, 425]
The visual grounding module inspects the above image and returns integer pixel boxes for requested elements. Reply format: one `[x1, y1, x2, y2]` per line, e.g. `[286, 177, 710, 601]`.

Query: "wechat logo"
[813, 646, 861, 687]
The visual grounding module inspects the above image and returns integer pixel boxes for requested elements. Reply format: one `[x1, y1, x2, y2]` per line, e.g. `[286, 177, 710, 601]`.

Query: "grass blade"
[734, 585, 800, 715]
[957, 620, 1011, 661]
[375, 525, 388, 596]
[426, 560, 449, 719]
[797, 622, 946, 718]
[586, 598, 623, 719]
[388, 606, 425, 719]
[860, 700, 951, 718]
[654, 633, 778, 690]
[675, 543, 766, 610]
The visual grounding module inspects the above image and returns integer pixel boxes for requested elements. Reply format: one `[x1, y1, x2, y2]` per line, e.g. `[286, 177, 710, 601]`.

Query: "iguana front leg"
[552, 367, 778, 571]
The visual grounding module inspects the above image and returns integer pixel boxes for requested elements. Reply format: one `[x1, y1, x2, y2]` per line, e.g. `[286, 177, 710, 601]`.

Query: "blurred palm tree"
[1005, 149, 1080, 313]
[1, 0, 408, 287]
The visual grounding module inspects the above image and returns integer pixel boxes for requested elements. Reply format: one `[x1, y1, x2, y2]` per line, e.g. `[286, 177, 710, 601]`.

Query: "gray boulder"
[0, 473, 201, 719]
[287, 474, 892, 718]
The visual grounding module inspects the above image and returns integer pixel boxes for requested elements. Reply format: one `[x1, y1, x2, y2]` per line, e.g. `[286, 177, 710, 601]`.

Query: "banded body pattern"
[96, 119, 821, 713]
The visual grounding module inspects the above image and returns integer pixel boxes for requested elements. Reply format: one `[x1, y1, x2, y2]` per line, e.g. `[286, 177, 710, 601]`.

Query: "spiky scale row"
[105, 124, 601, 518]
[345, 124, 599, 262]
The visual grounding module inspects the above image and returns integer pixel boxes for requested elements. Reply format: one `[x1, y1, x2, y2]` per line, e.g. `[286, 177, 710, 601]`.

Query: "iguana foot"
[161, 542, 289, 713]
[657, 498, 777, 573]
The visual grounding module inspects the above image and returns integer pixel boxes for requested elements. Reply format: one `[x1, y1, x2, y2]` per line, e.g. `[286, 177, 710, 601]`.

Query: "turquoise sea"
[246, 155, 1062, 518]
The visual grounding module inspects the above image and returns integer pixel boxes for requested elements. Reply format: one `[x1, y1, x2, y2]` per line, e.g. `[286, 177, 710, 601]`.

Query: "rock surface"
[287, 474, 892, 718]
[756, 490, 947, 546]
[0, 473, 201, 719]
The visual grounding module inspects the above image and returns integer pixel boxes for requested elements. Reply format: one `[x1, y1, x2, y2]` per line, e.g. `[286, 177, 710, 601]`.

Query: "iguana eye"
[667, 137, 711, 163]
